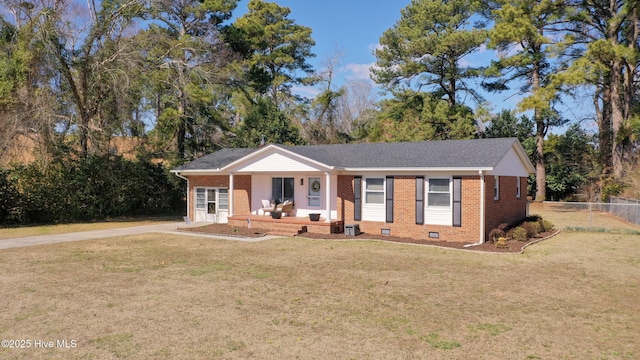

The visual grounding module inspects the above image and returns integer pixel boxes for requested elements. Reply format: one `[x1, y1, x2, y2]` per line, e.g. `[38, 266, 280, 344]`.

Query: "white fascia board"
[513, 142, 536, 173]
[341, 167, 493, 173]
[221, 144, 334, 172]
[171, 169, 224, 176]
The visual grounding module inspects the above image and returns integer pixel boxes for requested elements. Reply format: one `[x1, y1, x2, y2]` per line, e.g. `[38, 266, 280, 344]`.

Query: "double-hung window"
[272, 177, 295, 204]
[427, 179, 451, 207]
[196, 188, 206, 210]
[494, 176, 500, 200]
[365, 178, 385, 204]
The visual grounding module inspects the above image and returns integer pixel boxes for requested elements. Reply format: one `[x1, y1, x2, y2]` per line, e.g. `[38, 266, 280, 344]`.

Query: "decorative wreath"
[310, 180, 321, 192]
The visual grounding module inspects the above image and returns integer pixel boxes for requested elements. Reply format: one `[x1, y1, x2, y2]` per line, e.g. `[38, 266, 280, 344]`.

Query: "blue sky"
[233, 0, 591, 131]
[234, 0, 412, 95]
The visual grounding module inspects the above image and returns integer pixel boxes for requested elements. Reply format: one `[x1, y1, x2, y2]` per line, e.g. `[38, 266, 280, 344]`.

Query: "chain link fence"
[530, 201, 640, 234]
[608, 197, 640, 225]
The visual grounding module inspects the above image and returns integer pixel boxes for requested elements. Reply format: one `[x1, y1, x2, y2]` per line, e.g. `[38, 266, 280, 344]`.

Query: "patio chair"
[276, 201, 293, 217]
[261, 199, 275, 216]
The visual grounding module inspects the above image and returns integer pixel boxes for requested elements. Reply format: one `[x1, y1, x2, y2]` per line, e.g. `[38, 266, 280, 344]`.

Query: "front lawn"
[0, 216, 181, 240]
[0, 232, 638, 359]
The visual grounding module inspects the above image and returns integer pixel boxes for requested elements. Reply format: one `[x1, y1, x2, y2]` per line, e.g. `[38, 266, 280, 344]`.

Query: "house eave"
[171, 169, 222, 176]
[341, 167, 494, 173]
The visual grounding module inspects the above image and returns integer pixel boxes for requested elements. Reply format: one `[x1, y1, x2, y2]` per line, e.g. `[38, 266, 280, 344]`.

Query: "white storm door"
[206, 189, 217, 222]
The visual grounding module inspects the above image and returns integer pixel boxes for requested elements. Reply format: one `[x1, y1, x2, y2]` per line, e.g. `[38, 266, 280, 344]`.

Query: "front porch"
[228, 215, 344, 236]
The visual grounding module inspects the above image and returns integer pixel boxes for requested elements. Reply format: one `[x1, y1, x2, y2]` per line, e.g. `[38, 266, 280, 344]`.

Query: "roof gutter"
[464, 170, 486, 247]
[170, 169, 221, 174]
[341, 167, 493, 172]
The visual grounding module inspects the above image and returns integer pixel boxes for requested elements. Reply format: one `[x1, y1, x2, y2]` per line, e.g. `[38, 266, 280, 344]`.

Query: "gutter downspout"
[464, 170, 486, 247]
[174, 172, 190, 221]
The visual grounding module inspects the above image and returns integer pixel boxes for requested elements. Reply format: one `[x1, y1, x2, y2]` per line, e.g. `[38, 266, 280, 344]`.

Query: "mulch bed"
[177, 224, 560, 253]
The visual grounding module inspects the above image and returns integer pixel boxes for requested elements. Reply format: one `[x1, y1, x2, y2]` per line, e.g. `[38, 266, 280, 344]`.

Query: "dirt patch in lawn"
[178, 223, 559, 253]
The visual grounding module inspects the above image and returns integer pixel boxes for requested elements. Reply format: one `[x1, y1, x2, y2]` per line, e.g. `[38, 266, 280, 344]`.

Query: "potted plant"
[309, 213, 320, 221]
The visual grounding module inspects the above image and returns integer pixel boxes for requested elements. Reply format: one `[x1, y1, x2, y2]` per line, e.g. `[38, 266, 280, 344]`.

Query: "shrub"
[489, 228, 506, 243]
[511, 227, 528, 242]
[520, 221, 540, 238]
[529, 221, 542, 235]
[541, 219, 554, 232]
[524, 215, 542, 223]
[495, 236, 508, 248]
[0, 169, 22, 224]
[3, 155, 183, 225]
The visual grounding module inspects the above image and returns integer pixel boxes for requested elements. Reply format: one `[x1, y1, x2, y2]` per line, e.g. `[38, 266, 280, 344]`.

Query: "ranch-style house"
[171, 138, 534, 243]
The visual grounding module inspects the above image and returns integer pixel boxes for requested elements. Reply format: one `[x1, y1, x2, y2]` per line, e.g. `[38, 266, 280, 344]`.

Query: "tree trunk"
[610, 60, 624, 179]
[595, 83, 612, 176]
[177, 90, 186, 160]
[533, 59, 546, 201]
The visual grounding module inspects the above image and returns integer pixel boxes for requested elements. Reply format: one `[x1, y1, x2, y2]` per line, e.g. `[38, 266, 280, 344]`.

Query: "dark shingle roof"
[174, 148, 256, 171]
[173, 138, 522, 171]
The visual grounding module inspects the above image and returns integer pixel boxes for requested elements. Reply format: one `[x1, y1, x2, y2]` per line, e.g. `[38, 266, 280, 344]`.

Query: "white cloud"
[342, 63, 376, 81]
[460, 44, 490, 67]
[291, 85, 320, 98]
[369, 43, 383, 53]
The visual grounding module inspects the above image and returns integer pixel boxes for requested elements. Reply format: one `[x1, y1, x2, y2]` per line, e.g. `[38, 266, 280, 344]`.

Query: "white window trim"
[361, 176, 386, 222]
[195, 188, 206, 209]
[195, 187, 229, 211]
[363, 177, 385, 206]
[424, 177, 453, 226]
[516, 176, 521, 199]
[494, 176, 500, 200]
[308, 177, 321, 207]
[426, 177, 452, 208]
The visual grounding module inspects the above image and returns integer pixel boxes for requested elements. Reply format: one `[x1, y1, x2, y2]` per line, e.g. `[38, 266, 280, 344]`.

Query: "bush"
[0, 169, 22, 224]
[529, 221, 542, 235]
[524, 215, 542, 222]
[520, 221, 540, 238]
[495, 236, 508, 248]
[489, 228, 506, 243]
[541, 219, 554, 232]
[510, 227, 528, 242]
[3, 155, 183, 225]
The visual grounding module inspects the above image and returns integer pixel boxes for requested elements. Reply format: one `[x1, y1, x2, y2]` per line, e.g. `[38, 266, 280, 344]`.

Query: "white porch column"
[229, 172, 234, 217]
[325, 172, 331, 223]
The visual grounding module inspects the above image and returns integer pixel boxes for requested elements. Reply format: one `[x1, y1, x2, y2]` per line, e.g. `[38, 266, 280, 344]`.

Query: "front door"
[195, 188, 228, 223]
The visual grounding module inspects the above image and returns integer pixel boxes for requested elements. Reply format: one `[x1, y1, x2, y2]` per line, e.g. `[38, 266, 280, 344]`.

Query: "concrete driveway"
[0, 222, 276, 250]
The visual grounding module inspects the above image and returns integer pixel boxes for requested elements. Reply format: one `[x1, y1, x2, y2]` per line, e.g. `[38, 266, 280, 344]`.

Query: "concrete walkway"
[0, 222, 278, 250]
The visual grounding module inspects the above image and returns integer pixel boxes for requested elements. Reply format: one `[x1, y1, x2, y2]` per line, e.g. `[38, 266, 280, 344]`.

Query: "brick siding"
[187, 175, 251, 220]
[338, 174, 526, 243]
[484, 176, 528, 238]
[187, 174, 527, 243]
